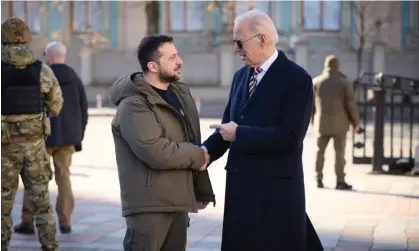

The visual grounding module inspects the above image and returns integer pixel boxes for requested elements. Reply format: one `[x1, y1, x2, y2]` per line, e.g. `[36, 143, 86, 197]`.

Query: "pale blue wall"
[401, 1, 418, 49]
[109, 1, 118, 49]
[158, 1, 295, 36]
[45, 2, 119, 49]
[401, 1, 410, 49]
[341, 1, 350, 34]
[159, 1, 165, 33]
[47, 2, 61, 37]
[279, 1, 292, 33]
[157, 1, 417, 51]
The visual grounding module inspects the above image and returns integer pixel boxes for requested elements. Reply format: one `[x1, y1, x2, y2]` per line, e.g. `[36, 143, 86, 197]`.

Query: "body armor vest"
[1, 60, 44, 115]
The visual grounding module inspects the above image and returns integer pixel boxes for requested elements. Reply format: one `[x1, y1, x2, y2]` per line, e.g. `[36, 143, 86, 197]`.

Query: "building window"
[8, 1, 42, 33]
[302, 0, 341, 31]
[70, 1, 105, 32]
[234, 1, 271, 18]
[166, 1, 205, 32]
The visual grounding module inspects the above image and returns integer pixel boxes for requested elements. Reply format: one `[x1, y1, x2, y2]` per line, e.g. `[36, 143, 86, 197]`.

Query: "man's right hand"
[353, 125, 360, 133]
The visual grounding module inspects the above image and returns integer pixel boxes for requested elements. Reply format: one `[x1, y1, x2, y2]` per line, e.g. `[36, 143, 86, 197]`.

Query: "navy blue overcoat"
[203, 51, 323, 251]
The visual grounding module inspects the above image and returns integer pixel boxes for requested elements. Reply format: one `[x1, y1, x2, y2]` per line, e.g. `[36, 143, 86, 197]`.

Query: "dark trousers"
[124, 212, 188, 251]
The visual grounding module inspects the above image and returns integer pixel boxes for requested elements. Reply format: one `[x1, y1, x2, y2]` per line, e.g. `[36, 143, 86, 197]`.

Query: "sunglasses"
[233, 34, 260, 49]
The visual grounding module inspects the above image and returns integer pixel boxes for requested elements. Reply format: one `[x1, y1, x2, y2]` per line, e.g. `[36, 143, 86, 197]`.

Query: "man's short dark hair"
[137, 34, 174, 73]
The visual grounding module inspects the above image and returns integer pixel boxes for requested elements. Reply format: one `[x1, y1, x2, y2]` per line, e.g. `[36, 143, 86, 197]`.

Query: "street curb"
[88, 108, 116, 117]
[87, 109, 223, 119]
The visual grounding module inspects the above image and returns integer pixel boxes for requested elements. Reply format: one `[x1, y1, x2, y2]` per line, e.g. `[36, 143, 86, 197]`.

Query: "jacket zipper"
[155, 102, 191, 142]
[154, 102, 195, 205]
[146, 170, 153, 186]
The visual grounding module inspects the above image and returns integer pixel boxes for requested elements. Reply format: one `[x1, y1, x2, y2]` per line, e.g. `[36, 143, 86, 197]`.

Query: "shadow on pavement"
[317, 186, 419, 199]
[6, 187, 361, 251]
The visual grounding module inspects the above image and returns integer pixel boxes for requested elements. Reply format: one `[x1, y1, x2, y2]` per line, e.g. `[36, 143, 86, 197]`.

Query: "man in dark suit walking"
[202, 10, 323, 251]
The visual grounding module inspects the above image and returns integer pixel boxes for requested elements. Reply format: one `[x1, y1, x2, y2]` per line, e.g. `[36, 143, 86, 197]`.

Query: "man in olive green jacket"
[110, 34, 215, 251]
[312, 55, 360, 190]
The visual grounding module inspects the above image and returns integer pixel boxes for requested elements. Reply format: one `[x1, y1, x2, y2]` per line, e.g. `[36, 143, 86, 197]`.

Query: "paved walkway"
[7, 117, 419, 251]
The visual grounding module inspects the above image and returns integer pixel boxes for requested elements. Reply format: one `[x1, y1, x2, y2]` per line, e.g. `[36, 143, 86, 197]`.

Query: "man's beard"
[158, 69, 180, 83]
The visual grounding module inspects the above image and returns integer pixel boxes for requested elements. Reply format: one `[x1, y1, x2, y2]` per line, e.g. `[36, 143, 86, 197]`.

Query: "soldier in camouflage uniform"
[1, 18, 63, 251]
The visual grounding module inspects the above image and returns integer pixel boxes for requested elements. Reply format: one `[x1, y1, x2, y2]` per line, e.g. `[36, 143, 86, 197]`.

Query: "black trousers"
[124, 212, 188, 251]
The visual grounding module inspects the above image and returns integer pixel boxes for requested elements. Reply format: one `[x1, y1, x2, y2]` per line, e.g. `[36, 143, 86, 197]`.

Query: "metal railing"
[352, 73, 419, 174]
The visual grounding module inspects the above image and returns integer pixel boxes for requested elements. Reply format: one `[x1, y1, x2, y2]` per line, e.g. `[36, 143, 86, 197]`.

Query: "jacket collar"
[130, 72, 190, 105]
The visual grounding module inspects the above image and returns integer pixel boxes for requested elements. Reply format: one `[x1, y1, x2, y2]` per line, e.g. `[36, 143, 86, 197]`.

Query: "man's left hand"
[197, 201, 209, 210]
[209, 121, 238, 141]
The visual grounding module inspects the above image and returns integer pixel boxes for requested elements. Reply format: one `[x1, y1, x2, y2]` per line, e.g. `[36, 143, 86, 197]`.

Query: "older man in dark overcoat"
[202, 10, 324, 251]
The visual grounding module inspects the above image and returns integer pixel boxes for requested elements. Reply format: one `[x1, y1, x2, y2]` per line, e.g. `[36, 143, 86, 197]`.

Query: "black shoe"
[13, 222, 35, 235]
[317, 180, 324, 188]
[41, 245, 58, 251]
[59, 225, 72, 234]
[336, 182, 353, 190]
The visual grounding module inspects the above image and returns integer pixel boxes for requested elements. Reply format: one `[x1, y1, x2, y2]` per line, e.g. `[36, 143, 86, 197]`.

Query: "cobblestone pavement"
[7, 117, 419, 251]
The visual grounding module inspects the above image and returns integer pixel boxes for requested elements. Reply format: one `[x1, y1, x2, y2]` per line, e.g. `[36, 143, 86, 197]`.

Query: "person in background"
[14, 41, 88, 235]
[312, 55, 360, 190]
[2, 17, 62, 251]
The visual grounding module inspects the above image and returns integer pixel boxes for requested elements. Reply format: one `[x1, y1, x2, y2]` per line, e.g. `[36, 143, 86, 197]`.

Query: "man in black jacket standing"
[14, 41, 88, 234]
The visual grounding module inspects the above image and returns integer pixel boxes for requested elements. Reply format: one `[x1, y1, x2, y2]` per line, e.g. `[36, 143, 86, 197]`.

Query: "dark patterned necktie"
[248, 67, 263, 97]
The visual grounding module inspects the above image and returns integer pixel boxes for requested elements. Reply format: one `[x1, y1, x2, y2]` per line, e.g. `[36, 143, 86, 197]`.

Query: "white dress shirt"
[256, 50, 278, 85]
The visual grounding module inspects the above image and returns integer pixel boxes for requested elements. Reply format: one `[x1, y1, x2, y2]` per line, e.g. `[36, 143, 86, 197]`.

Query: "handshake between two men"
[195, 121, 238, 210]
[197, 121, 238, 172]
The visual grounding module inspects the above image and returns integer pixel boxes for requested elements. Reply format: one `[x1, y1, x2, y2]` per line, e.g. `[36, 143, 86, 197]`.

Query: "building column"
[294, 35, 309, 70]
[372, 41, 386, 74]
[217, 34, 235, 86]
[66, 34, 92, 86]
[80, 47, 93, 86]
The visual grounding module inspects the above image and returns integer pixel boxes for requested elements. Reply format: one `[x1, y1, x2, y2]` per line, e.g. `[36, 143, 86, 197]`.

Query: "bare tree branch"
[344, 1, 392, 77]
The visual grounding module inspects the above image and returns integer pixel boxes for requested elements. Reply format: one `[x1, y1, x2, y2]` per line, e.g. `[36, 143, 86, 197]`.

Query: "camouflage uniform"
[1, 18, 63, 251]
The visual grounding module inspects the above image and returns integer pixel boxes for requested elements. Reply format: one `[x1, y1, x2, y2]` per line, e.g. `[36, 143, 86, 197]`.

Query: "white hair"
[45, 41, 67, 57]
[234, 9, 279, 44]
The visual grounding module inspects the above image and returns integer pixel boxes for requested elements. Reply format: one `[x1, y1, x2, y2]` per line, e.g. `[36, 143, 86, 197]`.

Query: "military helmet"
[1, 17, 31, 45]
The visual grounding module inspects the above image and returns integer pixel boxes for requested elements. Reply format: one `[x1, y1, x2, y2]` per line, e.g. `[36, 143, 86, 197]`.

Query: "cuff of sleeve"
[189, 147, 206, 170]
[200, 145, 208, 153]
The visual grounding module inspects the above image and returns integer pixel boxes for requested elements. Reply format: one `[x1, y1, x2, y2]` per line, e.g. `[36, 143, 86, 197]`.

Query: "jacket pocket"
[16, 119, 44, 136]
[146, 170, 153, 187]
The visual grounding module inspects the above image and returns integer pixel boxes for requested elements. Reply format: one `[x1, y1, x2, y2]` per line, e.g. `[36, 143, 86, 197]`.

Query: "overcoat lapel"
[240, 51, 284, 113]
[239, 67, 252, 109]
[230, 66, 252, 122]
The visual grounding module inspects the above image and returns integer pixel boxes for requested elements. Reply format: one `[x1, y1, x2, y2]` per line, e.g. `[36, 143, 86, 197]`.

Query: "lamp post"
[370, 19, 386, 175]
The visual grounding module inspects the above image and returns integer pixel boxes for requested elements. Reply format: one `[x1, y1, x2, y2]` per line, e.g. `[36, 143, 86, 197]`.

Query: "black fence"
[352, 73, 419, 174]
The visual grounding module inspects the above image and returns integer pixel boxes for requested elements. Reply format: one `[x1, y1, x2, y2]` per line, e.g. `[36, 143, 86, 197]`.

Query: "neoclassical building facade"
[1, 1, 418, 86]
